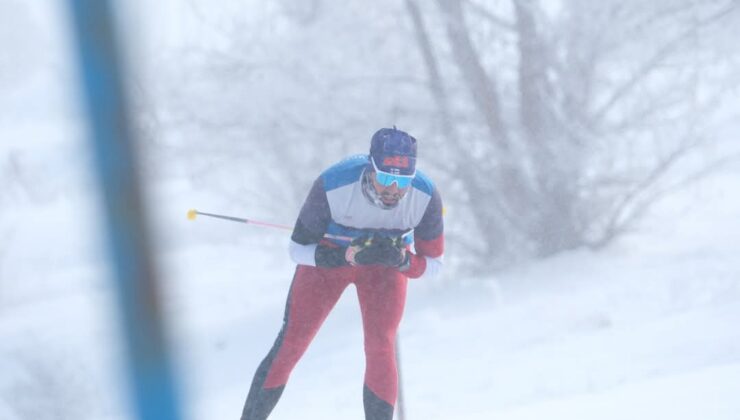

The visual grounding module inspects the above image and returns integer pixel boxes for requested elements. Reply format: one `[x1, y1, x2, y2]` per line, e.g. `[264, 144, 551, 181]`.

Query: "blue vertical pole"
[65, 2, 183, 420]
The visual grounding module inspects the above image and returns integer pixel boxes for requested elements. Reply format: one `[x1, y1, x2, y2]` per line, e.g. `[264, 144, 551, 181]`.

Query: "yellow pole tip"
[187, 209, 198, 220]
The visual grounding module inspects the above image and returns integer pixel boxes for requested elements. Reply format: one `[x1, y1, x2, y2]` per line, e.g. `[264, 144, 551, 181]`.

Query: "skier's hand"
[315, 244, 350, 267]
[345, 236, 372, 266]
[346, 236, 408, 267]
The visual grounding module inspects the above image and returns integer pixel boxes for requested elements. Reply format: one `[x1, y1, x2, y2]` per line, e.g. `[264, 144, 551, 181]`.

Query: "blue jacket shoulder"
[412, 170, 435, 196]
[321, 155, 368, 191]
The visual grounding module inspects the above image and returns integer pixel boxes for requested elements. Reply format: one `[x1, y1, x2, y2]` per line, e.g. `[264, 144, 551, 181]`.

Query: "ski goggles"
[371, 157, 415, 188]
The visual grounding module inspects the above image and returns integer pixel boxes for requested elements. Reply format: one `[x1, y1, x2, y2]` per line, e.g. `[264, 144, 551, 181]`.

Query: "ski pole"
[187, 209, 293, 231]
[187, 209, 354, 242]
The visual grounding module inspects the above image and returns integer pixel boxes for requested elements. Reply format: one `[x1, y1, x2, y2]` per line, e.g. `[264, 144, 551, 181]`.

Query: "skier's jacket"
[290, 154, 444, 279]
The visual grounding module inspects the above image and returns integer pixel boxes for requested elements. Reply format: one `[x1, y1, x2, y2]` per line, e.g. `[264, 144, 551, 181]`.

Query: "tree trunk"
[514, 0, 582, 255]
[435, 0, 540, 260]
[406, 0, 510, 258]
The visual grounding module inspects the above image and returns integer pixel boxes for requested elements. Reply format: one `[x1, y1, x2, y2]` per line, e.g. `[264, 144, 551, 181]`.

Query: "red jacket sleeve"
[403, 188, 444, 278]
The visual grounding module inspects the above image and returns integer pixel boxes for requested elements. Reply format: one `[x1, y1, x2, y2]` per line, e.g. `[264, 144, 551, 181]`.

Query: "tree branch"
[436, 0, 511, 151]
[463, 0, 516, 31]
[592, 3, 738, 122]
[588, 134, 708, 249]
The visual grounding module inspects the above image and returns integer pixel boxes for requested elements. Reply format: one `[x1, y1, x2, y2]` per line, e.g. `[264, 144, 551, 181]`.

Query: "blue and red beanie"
[369, 127, 417, 176]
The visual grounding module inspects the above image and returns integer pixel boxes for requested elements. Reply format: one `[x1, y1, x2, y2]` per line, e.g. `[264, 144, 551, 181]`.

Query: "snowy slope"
[2, 130, 740, 420]
[3, 3, 740, 419]
[153, 164, 740, 420]
[2, 135, 739, 420]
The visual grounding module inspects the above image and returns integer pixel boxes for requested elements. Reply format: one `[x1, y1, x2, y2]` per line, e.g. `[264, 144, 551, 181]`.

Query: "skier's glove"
[346, 236, 408, 267]
[315, 244, 349, 267]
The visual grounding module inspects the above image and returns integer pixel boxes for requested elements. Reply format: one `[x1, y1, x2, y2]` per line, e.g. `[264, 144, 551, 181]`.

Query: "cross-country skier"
[240, 127, 445, 420]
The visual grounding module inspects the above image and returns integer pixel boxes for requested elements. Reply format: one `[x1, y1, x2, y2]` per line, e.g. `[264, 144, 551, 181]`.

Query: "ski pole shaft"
[187, 209, 354, 242]
[188, 209, 293, 231]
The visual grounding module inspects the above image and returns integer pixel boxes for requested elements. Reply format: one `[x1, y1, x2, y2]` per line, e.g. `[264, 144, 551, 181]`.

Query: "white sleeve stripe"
[419, 255, 443, 281]
[289, 241, 318, 267]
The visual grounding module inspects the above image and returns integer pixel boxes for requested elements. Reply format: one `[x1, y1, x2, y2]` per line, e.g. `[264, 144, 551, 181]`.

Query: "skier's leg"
[241, 265, 352, 420]
[355, 267, 408, 420]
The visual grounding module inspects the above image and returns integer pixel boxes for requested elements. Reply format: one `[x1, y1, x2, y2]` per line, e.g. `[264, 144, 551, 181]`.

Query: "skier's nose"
[385, 182, 400, 193]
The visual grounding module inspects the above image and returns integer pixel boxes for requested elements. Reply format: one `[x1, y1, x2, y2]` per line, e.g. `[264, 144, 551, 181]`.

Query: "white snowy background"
[1, 1, 739, 420]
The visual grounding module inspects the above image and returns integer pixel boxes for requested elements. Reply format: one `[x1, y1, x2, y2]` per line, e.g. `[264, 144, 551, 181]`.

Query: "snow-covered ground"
[2, 128, 738, 420]
[168, 167, 740, 420]
[2, 4, 740, 419]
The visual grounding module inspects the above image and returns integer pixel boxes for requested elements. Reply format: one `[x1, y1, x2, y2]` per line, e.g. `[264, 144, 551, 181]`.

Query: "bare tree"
[155, 0, 428, 220]
[150, 0, 739, 270]
[413, 0, 740, 269]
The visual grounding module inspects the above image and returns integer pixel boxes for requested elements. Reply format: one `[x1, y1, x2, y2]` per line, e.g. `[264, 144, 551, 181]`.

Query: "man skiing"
[240, 127, 444, 420]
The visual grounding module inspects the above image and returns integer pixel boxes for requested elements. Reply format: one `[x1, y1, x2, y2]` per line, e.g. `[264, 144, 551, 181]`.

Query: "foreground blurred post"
[66, 1, 183, 420]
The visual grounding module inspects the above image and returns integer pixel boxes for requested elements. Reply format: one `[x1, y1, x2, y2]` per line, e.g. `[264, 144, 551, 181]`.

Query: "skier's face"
[370, 171, 409, 206]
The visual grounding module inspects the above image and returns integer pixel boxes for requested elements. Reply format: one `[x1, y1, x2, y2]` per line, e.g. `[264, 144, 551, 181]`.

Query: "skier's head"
[368, 127, 417, 207]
